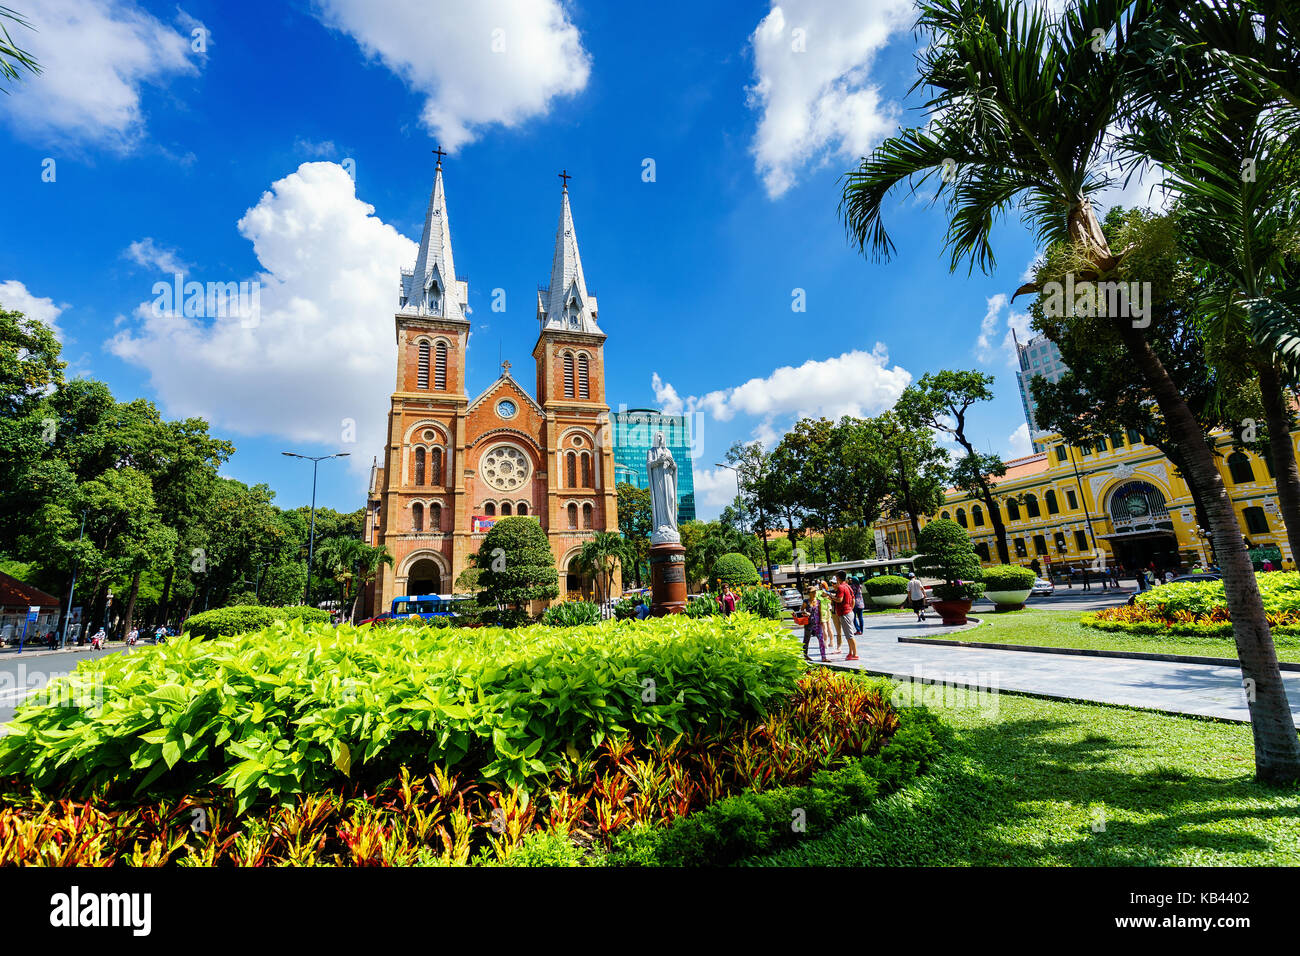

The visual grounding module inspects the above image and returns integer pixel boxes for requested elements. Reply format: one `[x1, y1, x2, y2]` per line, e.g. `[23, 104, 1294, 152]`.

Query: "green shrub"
[738, 587, 781, 619]
[915, 519, 983, 602]
[613, 597, 642, 620]
[372, 614, 453, 629]
[863, 575, 909, 597]
[541, 600, 602, 627]
[181, 605, 329, 640]
[474, 516, 559, 615]
[1, 614, 803, 809]
[711, 552, 760, 587]
[684, 594, 722, 618]
[980, 564, 1036, 591]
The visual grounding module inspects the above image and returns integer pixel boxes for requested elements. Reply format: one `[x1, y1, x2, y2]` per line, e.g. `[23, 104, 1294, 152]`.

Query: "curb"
[896, 636, 1300, 671]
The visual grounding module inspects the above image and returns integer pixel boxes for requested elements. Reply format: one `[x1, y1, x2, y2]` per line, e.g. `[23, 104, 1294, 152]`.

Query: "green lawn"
[917, 607, 1300, 663]
[746, 689, 1300, 866]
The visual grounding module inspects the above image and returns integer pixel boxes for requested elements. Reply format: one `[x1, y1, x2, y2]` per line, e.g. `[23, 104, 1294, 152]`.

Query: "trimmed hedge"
[711, 552, 760, 587]
[981, 564, 1036, 590]
[182, 604, 330, 640]
[864, 575, 909, 596]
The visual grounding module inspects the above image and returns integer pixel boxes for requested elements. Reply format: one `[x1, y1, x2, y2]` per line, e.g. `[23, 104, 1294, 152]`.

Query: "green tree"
[0, 6, 40, 92]
[875, 410, 949, 543]
[616, 481, 652, 587]
[710, 552, 760, 588]
[840, 0, 1300, 780]
[577, 531, 628, 605]
[474, 516, 559, 622]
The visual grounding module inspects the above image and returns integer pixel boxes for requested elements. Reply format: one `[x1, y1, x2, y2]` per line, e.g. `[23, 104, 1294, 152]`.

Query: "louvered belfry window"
[434, 342, 448, 390]
[417, 343, 430, 389]
[578, 354, 589, 399]
[563, 353, 575, 398]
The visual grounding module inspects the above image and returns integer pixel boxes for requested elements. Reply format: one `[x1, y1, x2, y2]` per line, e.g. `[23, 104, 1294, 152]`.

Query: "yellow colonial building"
[876, 428, 1293, 576]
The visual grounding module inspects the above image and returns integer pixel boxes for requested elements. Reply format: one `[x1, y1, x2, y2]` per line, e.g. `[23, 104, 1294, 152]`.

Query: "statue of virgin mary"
[647, 431, 679, 545]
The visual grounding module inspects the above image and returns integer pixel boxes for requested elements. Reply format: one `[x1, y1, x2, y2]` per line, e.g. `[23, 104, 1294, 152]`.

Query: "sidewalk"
[794, 612, 1299, 725]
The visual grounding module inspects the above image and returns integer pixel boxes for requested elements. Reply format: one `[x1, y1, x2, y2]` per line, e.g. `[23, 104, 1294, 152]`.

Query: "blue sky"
[1, 0, 1157, 519]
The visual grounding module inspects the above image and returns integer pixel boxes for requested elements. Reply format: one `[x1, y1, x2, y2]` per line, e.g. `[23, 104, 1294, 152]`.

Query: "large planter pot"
[931, 598, 973, 626]
[870, 593, 907, 607]
[983, 588, 1031, 611]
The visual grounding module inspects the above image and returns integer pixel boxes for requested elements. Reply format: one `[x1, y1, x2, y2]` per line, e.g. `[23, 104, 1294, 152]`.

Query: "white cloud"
[747, 0, 913, 198]
[313, 0, 590, 151]
[0, 279, 67, 341]
[124, 238, 191, 275]
[3, 0, 201, 150]
[693, 467, 742, 509]
[976, 293, 1032, 366]
[1007, 422, 1032, 458]
[654, 345, 912, 434]
[109, 162, 417, 479]
[294, 138, 339, 158]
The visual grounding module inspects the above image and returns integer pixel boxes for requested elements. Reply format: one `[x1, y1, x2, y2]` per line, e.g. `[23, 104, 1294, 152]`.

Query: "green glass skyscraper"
[612, 408, 696, 522]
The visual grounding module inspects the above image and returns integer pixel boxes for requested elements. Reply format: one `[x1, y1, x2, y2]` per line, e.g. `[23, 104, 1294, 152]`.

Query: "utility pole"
[61, 510, 87, 649]
[283, 451, 350, 606]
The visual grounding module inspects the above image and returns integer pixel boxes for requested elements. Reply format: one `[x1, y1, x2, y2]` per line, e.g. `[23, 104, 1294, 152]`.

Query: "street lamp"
[61, 509, 87, 649]
[716, 461, 773, 585]
[283, 451, 350, 607]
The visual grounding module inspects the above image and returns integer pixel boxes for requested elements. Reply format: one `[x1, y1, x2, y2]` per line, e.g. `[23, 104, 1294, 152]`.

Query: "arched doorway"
[565, 554, 595, 601]
[407, 558, 442, 596]
[1102, 480, 1180, 574]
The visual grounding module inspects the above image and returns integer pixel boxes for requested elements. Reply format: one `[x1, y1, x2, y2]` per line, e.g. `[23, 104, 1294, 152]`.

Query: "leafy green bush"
[474, 516, 559, 615]
[711, 552, 760, 587]
[863, 575, 909, 596]
[372, 614, 453, 629]
[182, 605, 330, 640]
[738, 587, 781, 619]
[541, 600, 602, 627]
[0, 614, 803, 809]
[613, 597, 642, 620]
[980, 565, 1036, 590]
[915, 519, 983, 602]
[684, 594, 722, 618]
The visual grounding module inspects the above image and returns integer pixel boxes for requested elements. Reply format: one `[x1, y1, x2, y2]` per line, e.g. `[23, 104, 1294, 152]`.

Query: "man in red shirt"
[834, 571, 859, 661]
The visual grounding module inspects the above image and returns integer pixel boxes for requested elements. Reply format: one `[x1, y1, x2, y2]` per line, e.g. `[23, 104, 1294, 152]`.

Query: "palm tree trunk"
[1117, 321, 1300, 781]
[1257, 362, 1300, 564]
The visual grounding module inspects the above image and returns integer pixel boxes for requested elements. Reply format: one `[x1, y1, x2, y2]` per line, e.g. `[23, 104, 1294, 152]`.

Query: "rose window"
[481, 445, 530, 492]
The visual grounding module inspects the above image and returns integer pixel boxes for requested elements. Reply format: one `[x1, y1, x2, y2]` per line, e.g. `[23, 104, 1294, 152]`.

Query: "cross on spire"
[433, 146, 447, 168]
[559, 169, 571, 191]
[501, 359, 512, 375]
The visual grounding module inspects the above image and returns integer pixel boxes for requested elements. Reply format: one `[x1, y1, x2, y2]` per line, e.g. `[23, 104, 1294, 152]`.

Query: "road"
[0, 645, 145, 726]
[973, 586, 1133, 614]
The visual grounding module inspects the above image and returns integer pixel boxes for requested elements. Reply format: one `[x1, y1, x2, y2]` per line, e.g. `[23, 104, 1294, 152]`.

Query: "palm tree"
[577, 531, 628, 610]
[0, 6, 40, 92]
[840, 0, 1300, 780]
[315, 537, 393, 622]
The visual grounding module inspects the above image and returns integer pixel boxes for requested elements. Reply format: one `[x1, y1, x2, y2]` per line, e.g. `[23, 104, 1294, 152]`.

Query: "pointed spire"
[400, 152, 468, 320]
[539, 174, 600, 333]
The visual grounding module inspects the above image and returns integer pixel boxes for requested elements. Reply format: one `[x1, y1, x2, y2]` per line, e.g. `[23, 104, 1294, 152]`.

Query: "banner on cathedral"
[472, 515, 497, 534]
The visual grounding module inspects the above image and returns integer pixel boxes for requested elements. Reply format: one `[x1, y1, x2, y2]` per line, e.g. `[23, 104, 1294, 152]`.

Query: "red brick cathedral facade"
[363, 162, 619, 615]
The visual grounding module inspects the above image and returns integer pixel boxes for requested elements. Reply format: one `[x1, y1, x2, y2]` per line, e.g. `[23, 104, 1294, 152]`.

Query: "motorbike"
[89, 633, 106, 650]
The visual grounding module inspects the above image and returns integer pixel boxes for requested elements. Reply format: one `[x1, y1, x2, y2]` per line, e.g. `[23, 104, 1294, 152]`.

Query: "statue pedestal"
[649, 542, 687, 616]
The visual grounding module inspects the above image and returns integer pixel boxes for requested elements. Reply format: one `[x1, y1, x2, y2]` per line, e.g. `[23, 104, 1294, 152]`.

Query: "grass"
[745, 688, 1300, 866]
[913, 607, 1300, 663]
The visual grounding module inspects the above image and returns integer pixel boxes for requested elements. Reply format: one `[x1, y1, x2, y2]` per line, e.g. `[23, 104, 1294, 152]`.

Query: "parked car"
[1030, 577, 1055, 596]
[357, 612, 392, 626]
[1168, 573, 1222, 584]
[780, 587, 803, 610]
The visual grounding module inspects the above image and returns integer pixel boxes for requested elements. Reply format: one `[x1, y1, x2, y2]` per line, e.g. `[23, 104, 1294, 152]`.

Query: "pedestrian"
[720, 586, 736, 616]
[815, 581, 836, 652]
[1263, 559, 1274, 573]
[832, 572, 859, 661]
[1081, 563, 1091, 592]
[801, 591, 826, 662]
[907, 572, 927, 623]
[850, 575, 865, 635]
[1164, 568, 1175, 584]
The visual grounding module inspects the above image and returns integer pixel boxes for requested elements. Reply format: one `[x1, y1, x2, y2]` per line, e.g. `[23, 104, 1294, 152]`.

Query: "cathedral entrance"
[407, 559, 442, 597]
[565, 555, 595, 601]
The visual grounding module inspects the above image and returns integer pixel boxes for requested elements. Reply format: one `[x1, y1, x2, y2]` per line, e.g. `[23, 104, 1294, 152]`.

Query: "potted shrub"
[981, 564, 1037, 610]
[914, 519, 985, 625]
[864, 574, 909, 607]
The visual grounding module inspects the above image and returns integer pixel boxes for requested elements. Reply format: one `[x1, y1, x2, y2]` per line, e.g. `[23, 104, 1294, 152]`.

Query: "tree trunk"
[1258, 362, 1300, 564]
[897, 449, 923, 543]
[156, 565, 174, 628]
[121, 569, 141, 640]
[1117, 320, 1300, 781]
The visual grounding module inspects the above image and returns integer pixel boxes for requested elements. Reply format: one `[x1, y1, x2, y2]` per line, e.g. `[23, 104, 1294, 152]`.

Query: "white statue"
[647, 431, 679, 545]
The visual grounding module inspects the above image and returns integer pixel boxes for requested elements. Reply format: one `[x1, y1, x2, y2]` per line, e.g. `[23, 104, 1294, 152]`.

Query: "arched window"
[517, 502, 528, 516]
[430, 502, 441, 532]
[563, 353, 575, 398]
[1006, 498, 1020, 520]
[1244, 506, 1269, 534]
[580, 452, 592, 487]
[1227, 451, 1255, 484]
[412, 502, 424, 532]
[1046, 490, 1059, 514]
[567, 503, 578, 529]
[956, 508, 968, 528]
[941, 511, 950, 520]
[430, 447, 443, 485]
[501, 502, 513, 516]
[484, 502, 496, 517]
[974, 542, 991, 561]
[414, 447, 426, 485]
[417, 342, 430, 389]
[566, 451, 577, 487]
[972, 504, 984, 527]
[577, 354, 590, 400]
[1025, 494, 1041, 518]
[434, 342, 448, 390]
[582, 502, 593, 529]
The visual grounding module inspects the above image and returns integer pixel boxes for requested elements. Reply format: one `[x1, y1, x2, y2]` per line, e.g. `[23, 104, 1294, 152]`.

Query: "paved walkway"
[795, 613, 1300, 725]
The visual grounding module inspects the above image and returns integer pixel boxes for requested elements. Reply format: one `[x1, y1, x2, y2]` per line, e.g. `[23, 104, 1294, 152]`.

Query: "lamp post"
[716, 461, 773, 586]
[61, 510, 87, 649]
[283, 452, 350, 607]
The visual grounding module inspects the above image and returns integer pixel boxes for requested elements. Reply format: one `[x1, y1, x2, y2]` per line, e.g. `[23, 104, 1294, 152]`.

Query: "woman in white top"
[907, 574, 927, 622]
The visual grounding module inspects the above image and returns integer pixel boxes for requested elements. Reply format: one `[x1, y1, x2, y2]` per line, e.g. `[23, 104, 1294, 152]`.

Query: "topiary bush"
[181, 605, 329, 640]
[711, 552, 760, 588]
[474, 516, 559, 619]
[541, 600, 602, 627]
[914, 519, 983, 601]
[863, 575, 909, 596]
[980, 565, 1036, 591]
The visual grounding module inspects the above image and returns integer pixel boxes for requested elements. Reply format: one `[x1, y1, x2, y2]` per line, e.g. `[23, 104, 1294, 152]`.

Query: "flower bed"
[1084, 572, 1300, 636]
